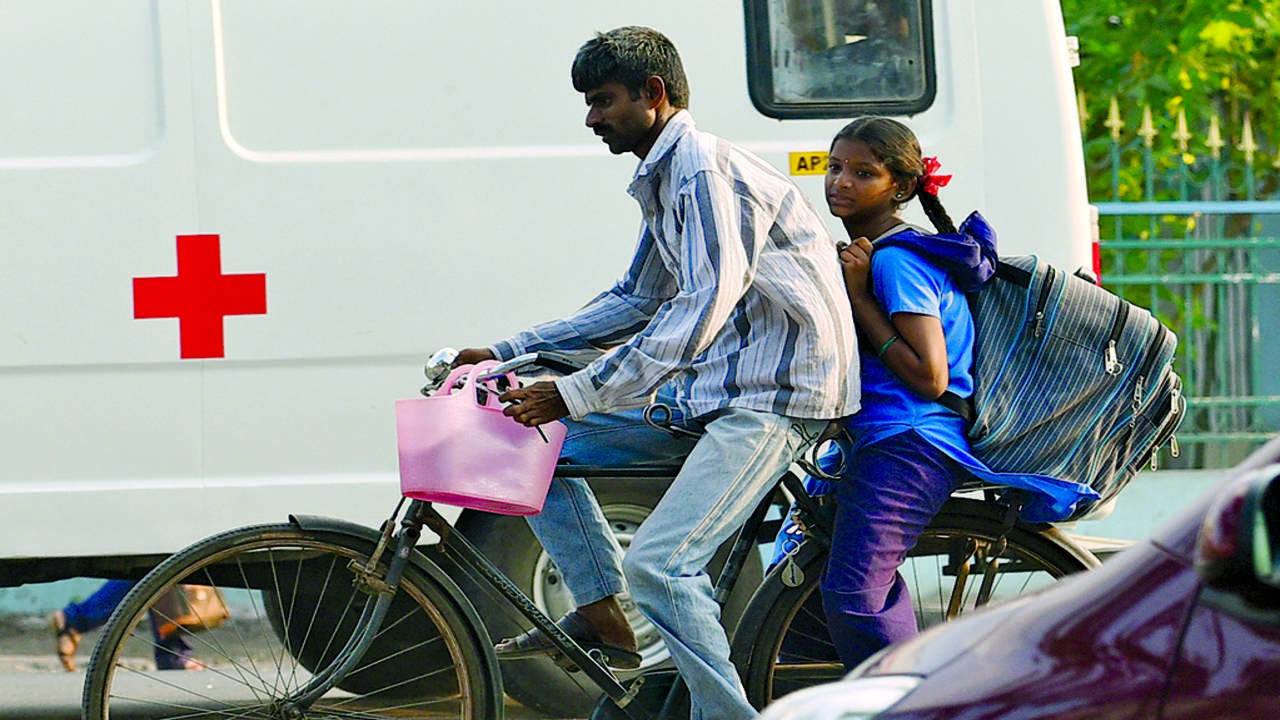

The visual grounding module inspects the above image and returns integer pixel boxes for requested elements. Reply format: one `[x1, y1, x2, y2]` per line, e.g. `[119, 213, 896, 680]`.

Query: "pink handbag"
[396, 360, 567, 515]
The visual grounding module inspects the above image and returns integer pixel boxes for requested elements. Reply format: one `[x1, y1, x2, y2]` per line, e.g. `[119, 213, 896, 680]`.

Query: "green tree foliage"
[1063, 2, 1280, 469]
[1063, 0, 1280, 167]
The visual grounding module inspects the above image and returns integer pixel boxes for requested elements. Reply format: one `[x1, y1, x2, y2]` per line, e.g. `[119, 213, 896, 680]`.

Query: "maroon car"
[757, 435, 1280, 720]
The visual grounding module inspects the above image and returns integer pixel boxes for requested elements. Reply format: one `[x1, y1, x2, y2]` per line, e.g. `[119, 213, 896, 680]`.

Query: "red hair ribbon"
[921, 156, 952, 196]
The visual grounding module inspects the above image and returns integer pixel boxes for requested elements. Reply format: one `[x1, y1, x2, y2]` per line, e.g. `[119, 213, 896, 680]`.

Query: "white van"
[0, 0, 1088, 702]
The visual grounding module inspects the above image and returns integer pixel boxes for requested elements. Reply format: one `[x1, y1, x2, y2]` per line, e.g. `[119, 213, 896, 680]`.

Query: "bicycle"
[82, 352, 1100, 719]
[729, 488, 1100, 708]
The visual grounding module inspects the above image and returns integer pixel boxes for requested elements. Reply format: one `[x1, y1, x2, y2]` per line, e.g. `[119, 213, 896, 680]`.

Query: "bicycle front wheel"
[83, 523, 497, 720]
[733, 501, 1096, 708]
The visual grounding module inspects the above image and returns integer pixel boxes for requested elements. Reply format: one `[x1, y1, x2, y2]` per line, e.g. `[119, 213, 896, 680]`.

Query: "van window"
[745, 0, 935, 119]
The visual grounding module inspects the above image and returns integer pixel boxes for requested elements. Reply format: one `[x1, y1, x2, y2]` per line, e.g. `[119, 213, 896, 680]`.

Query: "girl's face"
[825, 138, 906, 223]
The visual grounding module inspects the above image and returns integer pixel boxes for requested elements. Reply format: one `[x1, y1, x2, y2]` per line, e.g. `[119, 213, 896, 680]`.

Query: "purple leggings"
[821, 430, 965, 669]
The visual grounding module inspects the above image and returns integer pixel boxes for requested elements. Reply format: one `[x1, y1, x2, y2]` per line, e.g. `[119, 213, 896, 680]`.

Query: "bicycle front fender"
[287, 513, 504, 706]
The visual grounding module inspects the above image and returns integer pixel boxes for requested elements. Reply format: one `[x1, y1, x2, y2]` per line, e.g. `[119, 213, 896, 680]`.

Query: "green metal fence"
[1082, 98, 1280, 468]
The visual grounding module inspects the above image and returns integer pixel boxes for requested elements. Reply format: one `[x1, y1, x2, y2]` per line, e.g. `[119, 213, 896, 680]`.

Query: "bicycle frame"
[279, 462, 822, 720]
[80, 350, 1100, 719]
[432, 464, 819, 720]
[271, 383, 1042, 720]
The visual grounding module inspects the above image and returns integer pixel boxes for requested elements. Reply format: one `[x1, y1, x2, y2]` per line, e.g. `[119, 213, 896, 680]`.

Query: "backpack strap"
[873, 224, 983, 427]
[874, 212, 1000, 292]
[937, 390, 976, 426]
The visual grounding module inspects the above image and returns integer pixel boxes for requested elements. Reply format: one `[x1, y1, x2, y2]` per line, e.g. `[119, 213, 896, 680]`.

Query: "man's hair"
[571, 26, 690, 109]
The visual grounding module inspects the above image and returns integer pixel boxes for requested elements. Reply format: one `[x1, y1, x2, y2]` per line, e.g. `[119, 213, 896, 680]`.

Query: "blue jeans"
[528, 398, 825, 720]
[63, 579, 195, 670]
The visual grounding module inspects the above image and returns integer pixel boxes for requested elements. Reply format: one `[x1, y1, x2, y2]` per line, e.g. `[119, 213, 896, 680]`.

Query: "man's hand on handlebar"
[452, 347, 496, 368]
[443, 347, 572, 424]
[499, 381, 570, 426]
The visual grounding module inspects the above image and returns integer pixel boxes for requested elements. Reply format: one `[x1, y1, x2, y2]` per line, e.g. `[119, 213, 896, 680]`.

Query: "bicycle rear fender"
[288, 513, 504, 706]
[942, 497, 1101, 570]
[728, 496, 1102, 670]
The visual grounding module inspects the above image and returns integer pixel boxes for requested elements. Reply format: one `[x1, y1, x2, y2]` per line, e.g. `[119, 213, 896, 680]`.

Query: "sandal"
[50, 610, 81, 672]
[495, 610, 642, 670]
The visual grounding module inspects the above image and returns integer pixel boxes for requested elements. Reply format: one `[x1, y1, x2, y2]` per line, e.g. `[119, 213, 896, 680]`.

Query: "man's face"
[583, 81, 656, 156]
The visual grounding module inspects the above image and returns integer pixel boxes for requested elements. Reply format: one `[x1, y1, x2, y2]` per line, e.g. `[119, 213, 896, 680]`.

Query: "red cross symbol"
[133, 234, 267, 359]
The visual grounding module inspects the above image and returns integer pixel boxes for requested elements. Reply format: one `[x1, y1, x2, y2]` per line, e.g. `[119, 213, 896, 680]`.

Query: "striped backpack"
[879, 216, 1187, 520]
[963, 255, 1186, 519]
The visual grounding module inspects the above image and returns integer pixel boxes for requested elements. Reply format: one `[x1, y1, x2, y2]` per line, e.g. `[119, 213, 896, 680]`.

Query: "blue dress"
[804, 213, 1096, 669]
[850, 214, 1097, 522]
[768, 212, 1096, 537]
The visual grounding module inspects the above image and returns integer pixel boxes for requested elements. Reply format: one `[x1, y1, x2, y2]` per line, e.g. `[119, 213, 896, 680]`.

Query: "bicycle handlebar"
[419, 350, 844, 464]
[421, 349, 589, 396]
[475, 351, 588, 382]
[474, 353, 540, 382]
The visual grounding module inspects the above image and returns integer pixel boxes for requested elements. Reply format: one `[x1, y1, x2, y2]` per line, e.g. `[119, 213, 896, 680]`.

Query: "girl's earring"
[894, 192, 904, 200]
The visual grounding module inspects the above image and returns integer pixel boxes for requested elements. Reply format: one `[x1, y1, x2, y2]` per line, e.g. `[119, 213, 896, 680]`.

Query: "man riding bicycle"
[453, 26, 859, 720]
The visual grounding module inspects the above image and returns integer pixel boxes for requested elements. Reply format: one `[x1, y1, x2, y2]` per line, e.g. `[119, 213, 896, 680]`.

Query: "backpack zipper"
[1131, 325, 1173, 426]
[1032, 265, 1056, 337]
[1133, 325, 1173, 406]
[1147, 375, 1183, 469]
[1105, 301, 1128, 376]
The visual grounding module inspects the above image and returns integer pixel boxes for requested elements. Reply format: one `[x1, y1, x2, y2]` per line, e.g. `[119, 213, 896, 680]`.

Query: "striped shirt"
[491, 111, 860, 421]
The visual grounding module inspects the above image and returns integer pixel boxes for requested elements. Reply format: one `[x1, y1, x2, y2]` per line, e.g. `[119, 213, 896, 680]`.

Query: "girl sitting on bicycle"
[817, 117, 1066, 669]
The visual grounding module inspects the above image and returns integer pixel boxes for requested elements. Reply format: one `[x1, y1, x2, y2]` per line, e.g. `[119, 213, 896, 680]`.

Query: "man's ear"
[643, 75, 667, 109]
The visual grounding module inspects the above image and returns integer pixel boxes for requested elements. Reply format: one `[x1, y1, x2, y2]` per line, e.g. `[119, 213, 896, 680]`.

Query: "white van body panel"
[0, 0, 1088, 577]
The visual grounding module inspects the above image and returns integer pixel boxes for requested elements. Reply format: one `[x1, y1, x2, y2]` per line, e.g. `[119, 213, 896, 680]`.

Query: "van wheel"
[455, 477, 765, 718]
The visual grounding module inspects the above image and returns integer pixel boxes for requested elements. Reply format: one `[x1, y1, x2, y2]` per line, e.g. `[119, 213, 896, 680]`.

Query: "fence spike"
[1173, 108, 1192, 153]
[1077, 89, 1090, 129]
[1206, 114, 1225, 159]
[1105, 96, 1124, 141]
[1238, 112, 1258, 164]
[1138, 105, 1158, 147]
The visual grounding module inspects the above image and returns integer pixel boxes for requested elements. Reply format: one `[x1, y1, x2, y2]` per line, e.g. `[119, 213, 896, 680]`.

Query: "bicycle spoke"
[86, 525, 490, 720]
[189, 562, 277, 702]
[110, 662, 263, 715]
[741, 511, 1093, 708]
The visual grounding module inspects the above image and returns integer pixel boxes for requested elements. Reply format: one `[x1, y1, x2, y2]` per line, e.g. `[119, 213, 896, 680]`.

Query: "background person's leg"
[54, 579, 136, 671]
[61, 579, 134, 633]
[148, 616, 197, 670]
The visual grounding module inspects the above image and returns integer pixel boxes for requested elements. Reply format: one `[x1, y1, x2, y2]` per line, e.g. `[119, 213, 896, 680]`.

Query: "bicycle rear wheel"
[82, 523, 497, 720]
[732, 500, 1095, 708]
